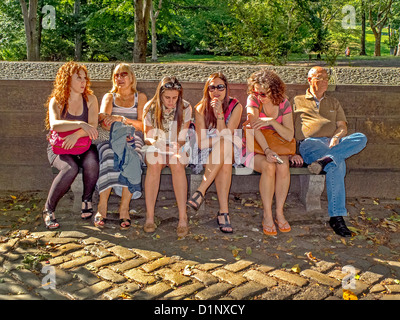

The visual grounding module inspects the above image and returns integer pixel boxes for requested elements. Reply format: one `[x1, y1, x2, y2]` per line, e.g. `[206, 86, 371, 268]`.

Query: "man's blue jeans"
[299, 133, 367, 217]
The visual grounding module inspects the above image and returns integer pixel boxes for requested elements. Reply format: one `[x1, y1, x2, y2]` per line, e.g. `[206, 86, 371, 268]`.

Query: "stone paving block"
[30, 231, 57, 239]
[0, 294, 42, 300]
[300, 269, 341, 288]
[269, 270, 309, 287]
[359, 271, 385, 285]
[294, 284, 333, 300]
[86, 245, 112, 259]
[223, 260, 254, 273]
[260, 284, 301, 300]
[97, 268, 126, 284]
[133, 282, 173, 300]
[168, 260, 199, 272]
[257, 264, 276, 273]
[312, 261, 337, 273]
[212, 269, 247, 286]
[141, 257, 171, 273]
[71, 266, 101, 285]
[370, 283, 386, 293]
[228, 281, 269, 300]
[195, 282, 233, 300]
[81, 237, 102, 245]
[47, 256, 72, 266]
[195, 262, 223, 271]
[102, 283, 141, 300]
[163, 282, 205, 300]
[50, 267, 74, 287]
[59, 231, 87, 238]
[132, 248, 163, 261]
[0, 274, 29, 295]
[124, 268, 157, 285]
[243, 269, 278, 288]
[384, 284, 400, 294]
[108, 245, 136, 260]
[58, 255, 96, 269]
[40, 237, 80, 245]
[0, 239, 18, 254]
[380, 294, 400, 300]
[51, 243, 83, 258]
[86, 256, 120, 270]
[161, 269, 191, 286]
[36, 288, 70, 300]
[110, 258, 148, 273]
[11, 269, 42, 289]
[191, 269, 219, 286]
[73, 280, 113, 300]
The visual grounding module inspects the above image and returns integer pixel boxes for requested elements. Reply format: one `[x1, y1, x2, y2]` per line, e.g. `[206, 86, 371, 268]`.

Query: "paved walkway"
[0, 190, 399, 301]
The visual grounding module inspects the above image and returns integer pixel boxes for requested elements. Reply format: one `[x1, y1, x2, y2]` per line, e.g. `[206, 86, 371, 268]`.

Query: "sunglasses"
[252, 91, 268, 98]
[163, 82, 182, 90]
[208, 84, 226, 92]
[114, 72, 129, 78]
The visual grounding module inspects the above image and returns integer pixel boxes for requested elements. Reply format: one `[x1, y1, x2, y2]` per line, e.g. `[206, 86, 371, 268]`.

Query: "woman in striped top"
[94, 63, 147, 230]
[244, 69, 295, 236]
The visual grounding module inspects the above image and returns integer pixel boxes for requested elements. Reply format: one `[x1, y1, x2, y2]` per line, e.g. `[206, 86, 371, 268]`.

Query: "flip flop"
[262, 221, 277, 236]
[275, 219, 291, 233]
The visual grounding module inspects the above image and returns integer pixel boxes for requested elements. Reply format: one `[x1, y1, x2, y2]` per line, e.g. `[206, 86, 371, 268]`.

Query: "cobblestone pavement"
[1, 191, 399, 301]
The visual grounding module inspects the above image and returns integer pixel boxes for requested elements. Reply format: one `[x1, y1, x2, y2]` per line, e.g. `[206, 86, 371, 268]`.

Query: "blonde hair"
[110, 63, 137, 94]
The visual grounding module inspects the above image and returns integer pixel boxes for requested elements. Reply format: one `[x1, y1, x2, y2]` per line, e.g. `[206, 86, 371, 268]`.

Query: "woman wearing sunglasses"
[243, 69, 297, 236]
[94, 63, 147, 230]
[187, 72, 242, 233]
[142, 76, 192, 237]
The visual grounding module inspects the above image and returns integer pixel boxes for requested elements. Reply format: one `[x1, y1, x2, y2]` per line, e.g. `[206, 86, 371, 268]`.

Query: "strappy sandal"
[186, 190, 205, 211]
[217, 212, 233, 233]
[176, 225, 189, 238]
[42, 209, 60, 230]
[81, 200, 94, 219]
[262, 221, 277, 236]
[94, 212, 106, 228]
[275, 219, 291, 233]
[120, 219, 131, 231]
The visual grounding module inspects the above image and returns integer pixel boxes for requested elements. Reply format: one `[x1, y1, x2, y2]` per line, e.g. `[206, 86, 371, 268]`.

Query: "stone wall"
[0, 62, 399, 198]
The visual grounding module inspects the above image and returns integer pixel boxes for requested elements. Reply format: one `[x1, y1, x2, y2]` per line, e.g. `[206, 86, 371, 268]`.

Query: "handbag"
[243, 127, 296, 156]
[48, 129, 91, 155]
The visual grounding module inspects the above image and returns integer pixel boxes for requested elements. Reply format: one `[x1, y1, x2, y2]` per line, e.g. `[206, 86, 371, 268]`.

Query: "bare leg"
[214, 163, 232, 232]
[169, 159, 188, 228]
[274, 156, 290, 225]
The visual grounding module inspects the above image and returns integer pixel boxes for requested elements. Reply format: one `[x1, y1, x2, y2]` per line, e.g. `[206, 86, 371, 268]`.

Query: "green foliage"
[0, 0, 399, 63]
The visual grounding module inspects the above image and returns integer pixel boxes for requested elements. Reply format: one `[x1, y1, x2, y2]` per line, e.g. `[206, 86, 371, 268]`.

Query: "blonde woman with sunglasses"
[142, 76, 192, 237]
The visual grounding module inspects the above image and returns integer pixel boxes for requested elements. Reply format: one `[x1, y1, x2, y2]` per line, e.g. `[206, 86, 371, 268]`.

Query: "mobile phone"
[273, 154, 284, 164]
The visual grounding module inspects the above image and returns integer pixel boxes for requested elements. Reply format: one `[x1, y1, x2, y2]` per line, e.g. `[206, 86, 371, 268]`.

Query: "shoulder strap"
[224, 98, 238, 120]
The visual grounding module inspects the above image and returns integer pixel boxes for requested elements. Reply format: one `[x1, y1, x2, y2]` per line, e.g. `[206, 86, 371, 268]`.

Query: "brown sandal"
[187, 190, 205, 211]
[144, 222, 156, 233]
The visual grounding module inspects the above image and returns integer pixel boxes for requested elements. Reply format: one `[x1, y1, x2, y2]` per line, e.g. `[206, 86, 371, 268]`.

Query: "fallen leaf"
[343, 289, 358, 300]
[291, 264, 301, 273]
[246, 247, 252, 255]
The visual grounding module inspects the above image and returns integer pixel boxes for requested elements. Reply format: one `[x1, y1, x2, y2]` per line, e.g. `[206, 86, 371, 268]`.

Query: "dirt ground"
[1, 190, 400, 276]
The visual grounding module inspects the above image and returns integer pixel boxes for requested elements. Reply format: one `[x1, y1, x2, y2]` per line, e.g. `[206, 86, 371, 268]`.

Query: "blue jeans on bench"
[299, 133, 367, 217]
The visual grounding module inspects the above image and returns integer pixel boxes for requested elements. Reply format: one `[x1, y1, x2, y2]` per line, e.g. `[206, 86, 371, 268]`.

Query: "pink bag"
[49, 129, 91, 155]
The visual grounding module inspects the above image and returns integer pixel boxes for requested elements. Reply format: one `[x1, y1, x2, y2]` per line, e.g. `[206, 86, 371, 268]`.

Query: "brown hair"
[143, 76, 185, 132]
[45, 61, 93, 129]
[196, 72, 229, 129]
[247, 69, 286, 105]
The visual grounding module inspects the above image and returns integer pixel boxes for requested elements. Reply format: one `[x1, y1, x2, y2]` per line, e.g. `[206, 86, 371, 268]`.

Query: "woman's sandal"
[144, 222, 156, 233]
[275, 219, 291, 233]
[217, 212, 233, 233]
[120, 219, 131, 231]
[176, 225, 189, 238]
[94, 212, 106, 228]
[186, 190, 205, 211]
[81, 200, 94, 220]
[42, 209, 60, 230]
[262, 221, 277, 236]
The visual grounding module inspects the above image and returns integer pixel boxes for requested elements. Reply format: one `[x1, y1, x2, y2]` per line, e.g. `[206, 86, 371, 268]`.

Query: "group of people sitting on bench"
[42, 61, 367, 238]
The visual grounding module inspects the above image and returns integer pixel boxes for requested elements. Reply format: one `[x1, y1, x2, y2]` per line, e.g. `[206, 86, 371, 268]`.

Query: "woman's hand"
[289, 154, 304, 167]
[264, 149, 279, 163]
[61, 132, 80, 149]
[80, 122, 98, 140]
[211, 98, 223, 117]
[250, 117, 274, 130]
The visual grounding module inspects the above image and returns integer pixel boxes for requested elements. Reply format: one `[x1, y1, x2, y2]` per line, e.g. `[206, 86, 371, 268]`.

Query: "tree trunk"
[74, 0, 82, 61]
[360, 0, 366, 55]
[373, 31, 382, 56]
[20, 0, 40, 61]
[133, 0, 151, 63]
[151, 0, 162, 62]
[368, 0, 393, 57]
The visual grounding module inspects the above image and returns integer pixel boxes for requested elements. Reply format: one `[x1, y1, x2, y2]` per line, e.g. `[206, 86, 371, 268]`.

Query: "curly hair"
[247, 69, 286, 106]
[44, 61, 93, 130]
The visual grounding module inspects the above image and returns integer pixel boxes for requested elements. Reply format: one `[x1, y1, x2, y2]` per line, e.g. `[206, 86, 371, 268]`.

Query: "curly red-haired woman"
[43, 61, 99, 229]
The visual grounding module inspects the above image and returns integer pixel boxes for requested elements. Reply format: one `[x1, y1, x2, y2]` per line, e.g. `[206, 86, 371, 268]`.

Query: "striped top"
[246, 96, 292, 131]
[111, 92, 139, 120]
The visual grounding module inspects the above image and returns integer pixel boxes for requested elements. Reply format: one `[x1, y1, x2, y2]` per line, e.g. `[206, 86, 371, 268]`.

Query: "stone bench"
[52, 165, 325, 214]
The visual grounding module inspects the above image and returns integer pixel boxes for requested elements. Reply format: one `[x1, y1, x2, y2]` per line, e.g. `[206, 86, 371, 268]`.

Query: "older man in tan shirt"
[293, 66, 367, 237]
